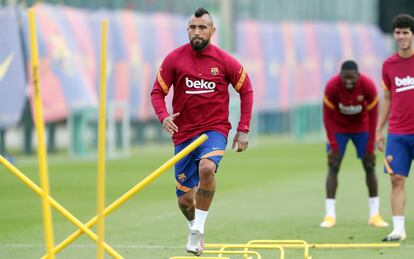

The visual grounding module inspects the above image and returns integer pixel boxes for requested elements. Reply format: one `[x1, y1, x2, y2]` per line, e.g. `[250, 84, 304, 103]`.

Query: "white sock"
[392, 216, 405, 233]
[188, 220, 194, 230]
[191, 209, 208, 234]
[368, 197, 380, 218]
[325, 199, 336, 218]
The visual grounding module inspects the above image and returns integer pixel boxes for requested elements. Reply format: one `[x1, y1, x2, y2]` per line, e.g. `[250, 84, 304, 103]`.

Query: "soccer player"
[320, 60, 388, 228]
[151, 7, 253, 255]
[376, 14, 414, 242]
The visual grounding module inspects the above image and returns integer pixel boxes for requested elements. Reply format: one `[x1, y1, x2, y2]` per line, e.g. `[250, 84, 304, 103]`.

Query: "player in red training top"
[151, 7, 253, 255]
[320, 60, 388, 228]
[376, 14, 414, 242]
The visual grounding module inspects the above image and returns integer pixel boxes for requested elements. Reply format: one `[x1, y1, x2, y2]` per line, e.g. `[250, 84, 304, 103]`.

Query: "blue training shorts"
[384, 133, 414, 177]
[326, 132, 369, 159]
[174, 130, 227, 197]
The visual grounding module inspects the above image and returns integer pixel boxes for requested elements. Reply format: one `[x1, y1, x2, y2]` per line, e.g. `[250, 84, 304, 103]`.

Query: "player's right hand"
[375, 130, 385, 152]
[162, 113, 180, 135]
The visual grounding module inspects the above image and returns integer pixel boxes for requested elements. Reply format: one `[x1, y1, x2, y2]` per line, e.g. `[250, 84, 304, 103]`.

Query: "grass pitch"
[0, 135, 413, 258]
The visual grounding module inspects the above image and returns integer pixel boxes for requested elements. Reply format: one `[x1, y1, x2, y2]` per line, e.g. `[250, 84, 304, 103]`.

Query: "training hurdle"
[209, 244, 285, 259]
[205, 239, 400, 259]
[171, 239, 401, 259]
[171, 250, 263, 259]
[304, 243, 401, 248]
[246, 240, 309, 259]
[39, 134, 207, 258]
[0, 155, 123, 258]
[245, 239, 400, 250]
[0, 134, 207, 258]
[204, 250, 263, 259]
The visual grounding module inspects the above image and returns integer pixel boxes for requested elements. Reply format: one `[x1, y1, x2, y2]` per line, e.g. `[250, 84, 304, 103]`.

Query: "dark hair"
[392, 14, 414, 33]
[341, 60, 358, 71]
[194, 7, 210, 18]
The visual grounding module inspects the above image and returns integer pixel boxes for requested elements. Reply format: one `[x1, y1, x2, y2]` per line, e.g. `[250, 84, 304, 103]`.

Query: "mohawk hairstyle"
[392, 14, 414, 33]
[341, 60, 358, 72]
[194, 7, 210, 18]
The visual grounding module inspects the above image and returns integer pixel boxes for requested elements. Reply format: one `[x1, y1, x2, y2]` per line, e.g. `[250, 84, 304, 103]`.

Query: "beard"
[190, 37, 210, 51]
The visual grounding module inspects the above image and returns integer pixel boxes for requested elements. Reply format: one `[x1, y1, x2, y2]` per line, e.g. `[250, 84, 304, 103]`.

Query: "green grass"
[0, 135, 413, 258]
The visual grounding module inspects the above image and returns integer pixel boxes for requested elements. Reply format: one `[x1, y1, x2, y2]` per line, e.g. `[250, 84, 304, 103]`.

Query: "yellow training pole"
[28, 9, 55, 259]
[0, 155, 123, 258]
[96, 19, 108, 259]
[44, 134, 208, 257]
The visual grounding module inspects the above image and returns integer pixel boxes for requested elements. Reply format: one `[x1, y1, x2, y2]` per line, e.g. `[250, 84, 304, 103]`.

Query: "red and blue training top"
[151, 43, 253, 145]
[382, 53, 414, 134]
[323, 73, 378, 153]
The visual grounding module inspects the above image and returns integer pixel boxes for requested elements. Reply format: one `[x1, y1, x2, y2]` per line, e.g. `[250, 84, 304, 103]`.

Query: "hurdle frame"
[205, 243, 286, 259]
[40, 134, 208, 258]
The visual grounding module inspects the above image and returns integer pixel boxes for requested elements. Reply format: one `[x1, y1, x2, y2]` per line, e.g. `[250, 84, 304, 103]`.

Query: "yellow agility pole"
[96, 19, 109, 259]
[0, 155, 123, 258]
[28, 9, 55, 259]
[43, 134, 208, 257]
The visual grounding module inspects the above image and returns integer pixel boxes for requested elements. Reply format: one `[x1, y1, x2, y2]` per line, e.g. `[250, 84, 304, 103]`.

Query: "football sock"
[325, 199, 336, 218]
[392, 216, 405, 233]
[188, 220, 194, 230]
[368, 196, 380, 217]
[191, 209, 208, 234]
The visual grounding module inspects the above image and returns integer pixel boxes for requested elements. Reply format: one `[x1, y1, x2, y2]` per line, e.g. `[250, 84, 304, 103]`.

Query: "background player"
[320, 60, 388, 228]
[376, 14, 414, 242]
[151, 7, 253, 255]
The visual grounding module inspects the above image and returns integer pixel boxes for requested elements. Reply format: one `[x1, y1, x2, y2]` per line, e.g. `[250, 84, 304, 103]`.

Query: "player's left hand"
[232, 131, 249, 152]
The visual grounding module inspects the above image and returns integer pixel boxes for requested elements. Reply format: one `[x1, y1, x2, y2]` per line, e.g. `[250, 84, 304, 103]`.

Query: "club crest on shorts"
[210, 67, 219, 76]
[178, 173, 186, 182]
